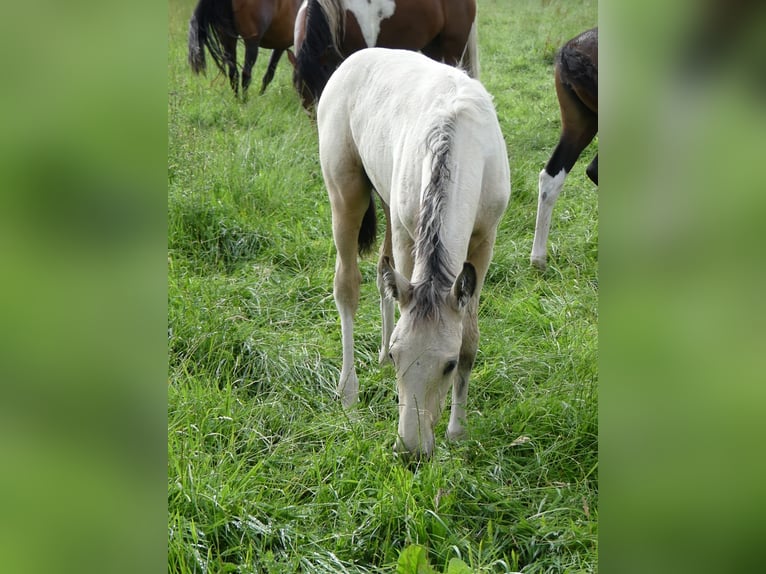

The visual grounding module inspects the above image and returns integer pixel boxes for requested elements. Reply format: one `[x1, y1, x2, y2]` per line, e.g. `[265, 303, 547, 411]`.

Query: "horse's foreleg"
[336, 286, 360, 407]
[334, 246, 361, 407]
[447, 295, 478, 442]
[376, 204, 394, 365]
[242, 40, 259, 97]
[260, 49, 284, 94]
[329, 189, 371, 407]
[447, 237, 493, 442]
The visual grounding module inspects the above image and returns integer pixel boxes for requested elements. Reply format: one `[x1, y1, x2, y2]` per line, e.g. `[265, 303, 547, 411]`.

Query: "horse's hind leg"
[531, 73, 597, 269]
[531, 161, 568, 269]
[241, 39, 260, 96]
[260, 49, 284, 94]
[376, 202, 394, 366]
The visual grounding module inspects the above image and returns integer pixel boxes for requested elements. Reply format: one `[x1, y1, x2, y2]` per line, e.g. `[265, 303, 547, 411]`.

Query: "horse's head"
[381, 257, 477, 461]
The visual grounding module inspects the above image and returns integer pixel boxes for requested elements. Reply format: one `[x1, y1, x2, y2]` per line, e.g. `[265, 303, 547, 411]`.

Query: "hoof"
[530, 255, 547, 270]
[446, 425, 466, 442]
[337, 372, 359, 408]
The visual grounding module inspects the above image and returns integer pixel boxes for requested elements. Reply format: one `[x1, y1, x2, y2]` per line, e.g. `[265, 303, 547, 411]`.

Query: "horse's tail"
[460, 11, 480, 79]
[294, 0, 345, 104]
[358, 194, 377, 256]
[188, 0, 236, 76]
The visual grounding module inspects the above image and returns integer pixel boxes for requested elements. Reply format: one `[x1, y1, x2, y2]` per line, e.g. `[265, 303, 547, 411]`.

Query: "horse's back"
[319, 48, 498, 149]
[318, 48, 509, 238]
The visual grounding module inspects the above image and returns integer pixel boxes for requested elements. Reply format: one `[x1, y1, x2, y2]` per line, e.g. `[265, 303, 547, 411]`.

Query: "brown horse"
[531, 27, 598, 269]
[188, 0, 302, 98]
[291, 0, 479, 108]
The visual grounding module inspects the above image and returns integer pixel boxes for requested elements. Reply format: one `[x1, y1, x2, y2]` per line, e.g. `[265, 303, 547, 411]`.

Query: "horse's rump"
[557, 28, 598, 110]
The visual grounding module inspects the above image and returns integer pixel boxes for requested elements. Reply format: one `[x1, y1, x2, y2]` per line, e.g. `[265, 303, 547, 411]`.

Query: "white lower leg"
[446, 373, 469, 441]
[337, 305, 359, 407]
[531, 168, 567, 268]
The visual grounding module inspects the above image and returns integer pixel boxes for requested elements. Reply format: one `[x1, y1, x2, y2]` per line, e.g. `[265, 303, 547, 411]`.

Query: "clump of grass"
[169, 198, 272, 273]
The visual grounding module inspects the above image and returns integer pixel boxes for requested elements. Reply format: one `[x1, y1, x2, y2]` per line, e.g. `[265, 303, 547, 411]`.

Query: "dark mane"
[411, 118, 457, 321]
[294, 0, 343, 104]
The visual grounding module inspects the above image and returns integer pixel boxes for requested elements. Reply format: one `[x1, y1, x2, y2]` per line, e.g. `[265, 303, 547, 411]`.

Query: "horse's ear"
[381, 256, 412, 306]
[449, 262, 477, 311]
[286, 49, 297, 69]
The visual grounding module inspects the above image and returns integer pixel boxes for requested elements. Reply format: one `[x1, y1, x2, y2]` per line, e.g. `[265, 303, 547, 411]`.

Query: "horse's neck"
[410, 195, 475, 286]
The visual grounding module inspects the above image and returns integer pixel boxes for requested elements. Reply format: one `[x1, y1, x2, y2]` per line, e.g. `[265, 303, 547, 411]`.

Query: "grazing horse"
[292, 0, 479, 108]
[317, 48, 510, 461]
[188, 0, 302, 97]
[531, 27, 598, 269]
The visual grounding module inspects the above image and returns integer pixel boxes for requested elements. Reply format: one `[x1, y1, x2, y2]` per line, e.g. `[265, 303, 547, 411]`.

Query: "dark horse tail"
[294, 0, 344, 105]
[188, 0, 237, 75]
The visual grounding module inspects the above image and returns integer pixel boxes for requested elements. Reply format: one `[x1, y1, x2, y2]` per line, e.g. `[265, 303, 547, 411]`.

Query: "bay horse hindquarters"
[317, 48, 510, 461]
[531, 27, 598, 269]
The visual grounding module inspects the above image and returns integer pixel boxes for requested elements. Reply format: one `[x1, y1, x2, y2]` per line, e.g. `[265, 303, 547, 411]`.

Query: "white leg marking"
[531, 168, 567, 268]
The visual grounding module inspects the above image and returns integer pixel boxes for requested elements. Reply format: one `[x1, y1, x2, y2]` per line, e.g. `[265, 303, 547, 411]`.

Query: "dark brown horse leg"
[260, 49, 284, 94]
[221, 34, 239, 96]
[241, 39, 259, 97]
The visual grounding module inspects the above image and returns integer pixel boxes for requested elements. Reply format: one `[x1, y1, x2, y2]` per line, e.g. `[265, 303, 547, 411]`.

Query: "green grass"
[168, 0, 598, 571]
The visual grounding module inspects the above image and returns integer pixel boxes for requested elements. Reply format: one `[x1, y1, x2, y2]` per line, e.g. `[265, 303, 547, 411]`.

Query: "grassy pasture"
[168, 0, 598, 571]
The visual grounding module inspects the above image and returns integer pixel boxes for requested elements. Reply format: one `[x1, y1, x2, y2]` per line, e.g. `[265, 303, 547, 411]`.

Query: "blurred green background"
[0, 1, 166, 572]
[601, 0, 766, 572]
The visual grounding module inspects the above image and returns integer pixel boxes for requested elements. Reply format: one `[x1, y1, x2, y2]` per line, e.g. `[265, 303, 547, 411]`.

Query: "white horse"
[317, 48, 510, 460]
